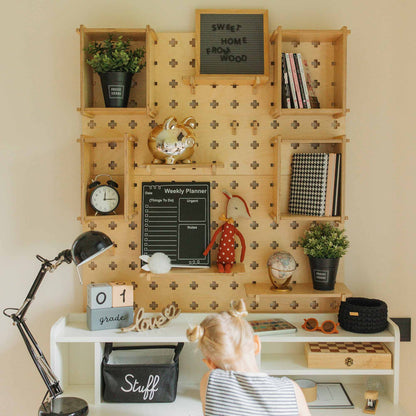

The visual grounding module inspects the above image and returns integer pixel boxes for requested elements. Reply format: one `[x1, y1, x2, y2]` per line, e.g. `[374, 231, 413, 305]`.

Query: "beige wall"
[1, 0, 415, 414]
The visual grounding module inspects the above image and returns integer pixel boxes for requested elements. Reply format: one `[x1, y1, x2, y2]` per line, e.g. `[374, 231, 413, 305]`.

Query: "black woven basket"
[338, 297, 388, 333]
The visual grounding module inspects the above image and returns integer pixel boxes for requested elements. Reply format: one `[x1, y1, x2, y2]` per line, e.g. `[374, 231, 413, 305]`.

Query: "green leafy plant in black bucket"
[299, 223, 349, 291]
[85, 35, 146, 107]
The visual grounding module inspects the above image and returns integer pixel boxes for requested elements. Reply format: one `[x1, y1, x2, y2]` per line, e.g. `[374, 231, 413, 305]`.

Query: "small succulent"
[299, 223, 349, 259]
[85, 35, 145, 74]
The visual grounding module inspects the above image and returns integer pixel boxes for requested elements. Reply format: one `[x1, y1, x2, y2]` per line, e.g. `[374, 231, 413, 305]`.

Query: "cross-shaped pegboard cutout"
[230, 140, 239, 150]
[211, 181, 218, 189]
[271, 120, 279, 129]
[230, 281, 239, 290]
[230, 180, 238, 190]
[230, 161, 239, 170]
[170, 281, 179, 290]
[129, 261, 138, 270]
[250, 301, 259, 310]
[230, 100, 239, 109]
[210, 120, 219, 129]
[107, 221, 117, 230]
[133, 302, 138, 310]
[270, 221, 278, 230]
[330, 301, 340, 310]
[88, 261, 97, 270]
[108, 161, 117, 170]
[190, 281, 198, 290]
[189, 99, 198, 109]
[311, 59, 320, 68]
[210, 100, 219, 109]
[250, 140, 259, 150]
[250, 261, 259, 270]
[291, 41, 300, 47]
[190, 301, 199, 310]
[312, 41, 320, 48]
[210, 281, 219, 290]
[88, 120, 96, 129]
[291, 120, 300, 129]
[148, 120, 158, 129]
[129, 99, 138, 107]
[149, 301, 158, 310]
[290, 301, 299, 310]
[109, 261, 117, 271]
[149, 281, 158, 290]
[311, 120, 320, 129]
[332, 120, 340, 129]
[312, 79, 320, 89]
[211, 221, 218, 230]
[291, 143, 299, 149]
[210, 140, 219, 150]
[250, 180, 259, 189]
[311, 143, 320, 149]
[129, 241, 137, 250]
[88, 222, 97, 230]
[270, 301, 279, 310]
[129, 120, 137, 129]
[250, 100, 259, 109]
[211, 201, 218, 209]
[169, 59, 178, 68]
[131, 282, 138, 290]
[189, 38, 196, 47]
[250, 201, 259, 210]
[169, 100, 178, 108]
[212, 242, 218, 250]
[270, 241, 279, 249]
[250, 241, 259, 250]
[290, 221, 299, 230]
[171, 301, 179, 309]
[310, 300, 319, 310]
[189, 58, 195, 68]
[210, 301, 219, 310]
[251, 161, 259, 170]
[129, 221, 137, 230]
[169, 38, 178, 47]
[169, 79, 178, 88]
[108, 120, 117, 129]
[250, 221, 259, 230]
[290, 241, 299, 249]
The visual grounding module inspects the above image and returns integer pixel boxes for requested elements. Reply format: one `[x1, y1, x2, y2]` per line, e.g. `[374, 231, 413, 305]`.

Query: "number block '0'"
[87, 283, 112, 310]
[110, 282, 134, 307]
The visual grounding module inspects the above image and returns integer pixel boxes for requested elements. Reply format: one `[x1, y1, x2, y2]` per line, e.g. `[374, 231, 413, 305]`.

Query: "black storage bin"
[338, 297, 388, 333]
[102, 342, 184, 403]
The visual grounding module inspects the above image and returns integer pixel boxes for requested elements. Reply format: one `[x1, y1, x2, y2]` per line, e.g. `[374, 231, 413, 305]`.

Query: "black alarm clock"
[88, 174, 120, 215]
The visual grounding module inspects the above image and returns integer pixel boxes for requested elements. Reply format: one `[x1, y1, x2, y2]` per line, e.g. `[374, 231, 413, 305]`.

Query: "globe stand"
[268, 269, 294, 292]
[38, 397, 88, 416]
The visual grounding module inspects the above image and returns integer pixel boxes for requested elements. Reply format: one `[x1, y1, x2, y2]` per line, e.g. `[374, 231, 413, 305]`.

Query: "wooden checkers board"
[305, 342, 392, 369]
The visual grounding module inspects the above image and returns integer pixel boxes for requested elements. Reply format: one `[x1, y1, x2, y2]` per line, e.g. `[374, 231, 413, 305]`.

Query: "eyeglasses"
[301, 318, 340, 334]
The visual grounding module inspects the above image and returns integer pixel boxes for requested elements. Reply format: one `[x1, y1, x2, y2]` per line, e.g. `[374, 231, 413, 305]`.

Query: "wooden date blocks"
[87, 282, 134, 331]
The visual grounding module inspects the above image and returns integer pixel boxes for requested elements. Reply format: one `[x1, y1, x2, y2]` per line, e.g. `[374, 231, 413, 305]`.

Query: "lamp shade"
[71, 231, 113, 267]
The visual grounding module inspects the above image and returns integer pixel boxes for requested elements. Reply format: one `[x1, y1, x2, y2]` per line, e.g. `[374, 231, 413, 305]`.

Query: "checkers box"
[305, 342, 392, 369]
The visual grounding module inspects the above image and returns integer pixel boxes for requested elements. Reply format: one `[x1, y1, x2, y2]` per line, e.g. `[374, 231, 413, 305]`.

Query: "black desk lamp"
[3, 231, 113, 416]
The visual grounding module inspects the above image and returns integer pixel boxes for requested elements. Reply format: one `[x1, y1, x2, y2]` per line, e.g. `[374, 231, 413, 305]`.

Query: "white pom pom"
[146, 252, 172, 274]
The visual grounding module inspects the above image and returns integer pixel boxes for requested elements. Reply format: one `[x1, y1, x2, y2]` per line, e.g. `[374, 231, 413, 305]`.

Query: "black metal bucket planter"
[99, 72, 133, 107]
[308, 257, 340, 291]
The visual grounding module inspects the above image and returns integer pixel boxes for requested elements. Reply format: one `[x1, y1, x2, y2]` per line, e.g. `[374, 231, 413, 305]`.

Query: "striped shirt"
[205, 369, 299, 416]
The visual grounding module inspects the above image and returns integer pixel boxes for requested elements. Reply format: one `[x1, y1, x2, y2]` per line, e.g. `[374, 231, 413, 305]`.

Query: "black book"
[332, 154, 341, 216]
[281, 54, 292, 108]
[293, 54, 308, 108]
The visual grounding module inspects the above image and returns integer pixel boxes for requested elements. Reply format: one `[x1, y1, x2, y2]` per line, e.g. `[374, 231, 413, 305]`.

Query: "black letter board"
[196, 9, 269, 77]
[141, 182, 210, 267]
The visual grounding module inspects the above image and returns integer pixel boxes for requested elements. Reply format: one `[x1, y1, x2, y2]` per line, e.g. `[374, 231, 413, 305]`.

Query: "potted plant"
[85, 35, 146, 108]
[299, 223, 349, 291]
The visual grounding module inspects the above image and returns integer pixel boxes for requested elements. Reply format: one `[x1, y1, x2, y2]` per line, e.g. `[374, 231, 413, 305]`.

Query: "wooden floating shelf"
[136, 162, 225, 176]
[139, 263, 245, 279]
[79, 107, 148, 118]
[279, 108, 347, 119]
[245, 282, 352, 303]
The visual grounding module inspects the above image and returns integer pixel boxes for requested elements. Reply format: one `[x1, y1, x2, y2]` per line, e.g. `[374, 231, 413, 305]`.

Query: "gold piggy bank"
[148, 116, 197, 164]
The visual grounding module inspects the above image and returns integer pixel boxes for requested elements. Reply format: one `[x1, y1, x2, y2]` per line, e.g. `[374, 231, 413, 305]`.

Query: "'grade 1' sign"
[196, 9, 269, 83]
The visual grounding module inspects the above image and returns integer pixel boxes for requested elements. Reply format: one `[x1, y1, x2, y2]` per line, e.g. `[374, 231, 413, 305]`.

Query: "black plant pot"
[99, 72, 133, 107]
[308, 256, 340, 291]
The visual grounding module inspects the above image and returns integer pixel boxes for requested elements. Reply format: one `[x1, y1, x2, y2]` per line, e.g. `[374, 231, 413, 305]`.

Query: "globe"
[267, 251, 297, 291]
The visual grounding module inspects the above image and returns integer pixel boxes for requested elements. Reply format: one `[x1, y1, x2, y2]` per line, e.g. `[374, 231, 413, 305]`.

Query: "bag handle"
[173, 342, 184, 362]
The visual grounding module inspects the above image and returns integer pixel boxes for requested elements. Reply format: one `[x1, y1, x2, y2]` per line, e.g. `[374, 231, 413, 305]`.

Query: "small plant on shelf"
[85, 35, 146, 108]
[299, 222, 349, 291]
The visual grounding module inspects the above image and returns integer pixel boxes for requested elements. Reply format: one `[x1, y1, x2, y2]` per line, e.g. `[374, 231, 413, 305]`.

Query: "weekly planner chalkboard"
[196, 9, 269, 77]
[141, 182, 211, 267]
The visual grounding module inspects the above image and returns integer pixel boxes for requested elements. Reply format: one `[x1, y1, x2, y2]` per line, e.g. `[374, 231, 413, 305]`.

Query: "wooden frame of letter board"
[195, 9, 269, 85]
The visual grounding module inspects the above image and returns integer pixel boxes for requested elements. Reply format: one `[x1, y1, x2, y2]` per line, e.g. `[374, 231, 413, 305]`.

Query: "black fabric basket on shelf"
[102, 342, 184, 403]
[338, 297, 388, 333]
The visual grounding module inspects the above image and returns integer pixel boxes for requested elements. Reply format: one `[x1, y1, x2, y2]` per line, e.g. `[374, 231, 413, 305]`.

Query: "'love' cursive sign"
[121, 303, 181, 333]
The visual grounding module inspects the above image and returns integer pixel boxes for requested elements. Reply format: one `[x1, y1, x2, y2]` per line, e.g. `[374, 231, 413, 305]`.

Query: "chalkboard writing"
[141, 182, 210, 267]
[197, 10, 268, 76]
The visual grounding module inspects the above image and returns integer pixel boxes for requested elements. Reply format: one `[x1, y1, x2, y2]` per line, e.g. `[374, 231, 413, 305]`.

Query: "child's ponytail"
[186, 325, 205, 342]
[228, 299, 248, 318]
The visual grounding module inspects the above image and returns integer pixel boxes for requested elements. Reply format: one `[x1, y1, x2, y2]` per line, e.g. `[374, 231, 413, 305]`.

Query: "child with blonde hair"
[187, 299, 311, 416]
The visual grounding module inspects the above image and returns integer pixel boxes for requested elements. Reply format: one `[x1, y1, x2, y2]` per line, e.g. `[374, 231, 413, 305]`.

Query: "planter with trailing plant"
[85, 35, 145, 108]
[299, 223, 349, 291]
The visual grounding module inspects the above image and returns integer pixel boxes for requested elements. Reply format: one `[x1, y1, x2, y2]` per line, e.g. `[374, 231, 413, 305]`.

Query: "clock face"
[90, 185, 120, 214]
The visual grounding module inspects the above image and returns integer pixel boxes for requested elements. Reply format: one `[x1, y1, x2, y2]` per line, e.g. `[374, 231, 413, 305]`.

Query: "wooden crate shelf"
[78, 134, 137, 223]
[271, 135, 348, 223]
[77, 25, 158, 118]
[270, 26, 349, 118]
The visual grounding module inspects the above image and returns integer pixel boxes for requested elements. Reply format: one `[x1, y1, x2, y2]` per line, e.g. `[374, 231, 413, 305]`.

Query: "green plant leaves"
[299, 223, 349, 259]
[85, 34, 146, 74]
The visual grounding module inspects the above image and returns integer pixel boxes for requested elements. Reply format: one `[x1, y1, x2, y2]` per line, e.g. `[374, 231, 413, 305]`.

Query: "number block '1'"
[87, 283, 112, 310]
[110, 282, 134, 307]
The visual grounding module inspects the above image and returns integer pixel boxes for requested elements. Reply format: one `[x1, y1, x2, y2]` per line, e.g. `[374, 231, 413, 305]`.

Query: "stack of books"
[281, 53, 320, 109]
[289, 153, 341, 217]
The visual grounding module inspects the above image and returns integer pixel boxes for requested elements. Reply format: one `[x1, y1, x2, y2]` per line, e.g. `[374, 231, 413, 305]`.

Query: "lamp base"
[38, 397, 88, 416]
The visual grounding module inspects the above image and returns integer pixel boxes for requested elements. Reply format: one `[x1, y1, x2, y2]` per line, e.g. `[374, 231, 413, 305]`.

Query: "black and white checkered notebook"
[289, 153, 329, 216]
